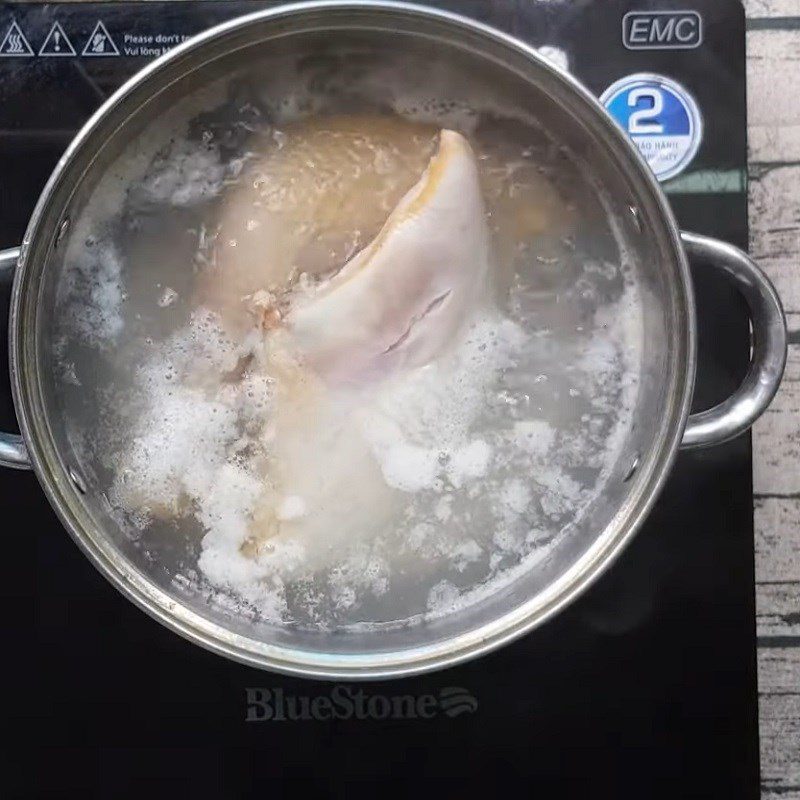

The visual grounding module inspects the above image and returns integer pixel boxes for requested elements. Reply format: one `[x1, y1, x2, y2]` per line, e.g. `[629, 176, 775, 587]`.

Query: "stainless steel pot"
[0, 2, 787, 678]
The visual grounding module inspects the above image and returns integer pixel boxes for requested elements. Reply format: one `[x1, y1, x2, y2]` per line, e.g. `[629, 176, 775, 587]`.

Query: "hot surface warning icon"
[82, 21, 119, 57]
[0, 20, 34, 57]
[39, 22, 77, 57]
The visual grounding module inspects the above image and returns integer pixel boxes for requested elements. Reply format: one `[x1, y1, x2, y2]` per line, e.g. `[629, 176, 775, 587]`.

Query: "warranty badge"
[600, 73, 703, 182]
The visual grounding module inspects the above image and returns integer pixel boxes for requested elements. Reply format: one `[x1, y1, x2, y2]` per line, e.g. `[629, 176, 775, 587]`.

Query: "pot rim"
[9, 0, 695, 679]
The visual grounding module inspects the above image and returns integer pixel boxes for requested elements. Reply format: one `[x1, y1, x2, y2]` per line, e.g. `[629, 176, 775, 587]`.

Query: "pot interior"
[22, 8, 688, 673]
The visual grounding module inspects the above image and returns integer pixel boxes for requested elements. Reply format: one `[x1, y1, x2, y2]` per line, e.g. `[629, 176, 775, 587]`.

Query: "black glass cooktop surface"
[0, 1, 757, 797]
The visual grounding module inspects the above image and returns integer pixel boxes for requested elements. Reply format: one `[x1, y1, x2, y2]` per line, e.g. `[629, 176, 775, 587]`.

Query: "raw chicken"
[197, 114, 437, 333]
[239, 129, 493, 555]
[285, 129, 490, 384]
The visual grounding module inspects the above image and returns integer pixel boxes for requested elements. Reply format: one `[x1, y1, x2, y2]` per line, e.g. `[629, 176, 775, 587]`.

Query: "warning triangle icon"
[81, 21, 119, 57]
[39, 22, 77, 57]
[0, 20, 34, 57]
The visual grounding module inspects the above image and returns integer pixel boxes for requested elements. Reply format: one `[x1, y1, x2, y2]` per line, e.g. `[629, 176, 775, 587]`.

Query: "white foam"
[60, 239, 126, 345]
[138, 143, 227, 207]
[360, 311, 526, 494]
[447, 439, 493, 488]
[277, 495, 307, 521]
[512, 420, 556, 457]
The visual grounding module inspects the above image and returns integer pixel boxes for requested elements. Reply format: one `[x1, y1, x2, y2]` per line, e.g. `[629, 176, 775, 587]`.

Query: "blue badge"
[600, 73, 703, 182]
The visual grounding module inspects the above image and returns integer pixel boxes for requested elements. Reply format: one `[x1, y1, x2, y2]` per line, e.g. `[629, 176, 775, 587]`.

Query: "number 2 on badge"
[627, 88, 664, 135]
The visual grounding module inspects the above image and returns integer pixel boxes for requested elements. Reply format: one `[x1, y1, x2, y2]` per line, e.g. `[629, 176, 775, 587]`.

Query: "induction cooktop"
[0, 1, 757, 797]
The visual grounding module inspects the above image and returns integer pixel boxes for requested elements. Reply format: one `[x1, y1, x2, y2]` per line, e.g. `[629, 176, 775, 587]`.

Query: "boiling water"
[52, 60, 642, 629]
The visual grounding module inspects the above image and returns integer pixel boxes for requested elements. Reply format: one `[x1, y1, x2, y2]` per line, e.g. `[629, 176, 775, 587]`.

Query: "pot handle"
[0, 247, 31, 470]
[680, 231, 787, 449]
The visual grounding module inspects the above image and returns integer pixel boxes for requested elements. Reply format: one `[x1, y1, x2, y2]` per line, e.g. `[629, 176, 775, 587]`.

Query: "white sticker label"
[600, 73, 703, 182]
